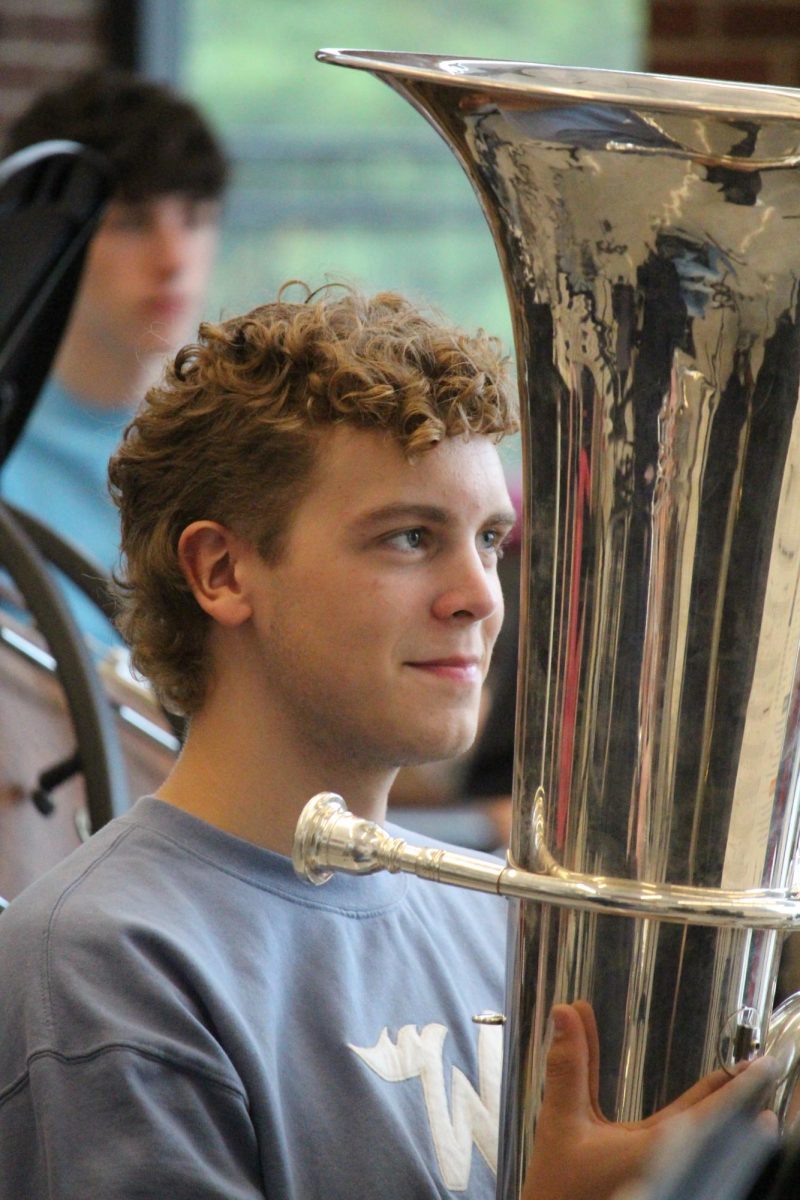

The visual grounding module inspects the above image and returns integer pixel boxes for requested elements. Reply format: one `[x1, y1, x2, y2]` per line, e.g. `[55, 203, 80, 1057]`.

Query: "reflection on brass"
[295, 53, 800, 1196]
[473, 1012, 507, 1026]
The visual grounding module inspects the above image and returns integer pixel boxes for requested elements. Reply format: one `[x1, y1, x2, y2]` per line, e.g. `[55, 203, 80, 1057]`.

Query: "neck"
[156, 668, 396, 858]
[55, 329, 164, 411]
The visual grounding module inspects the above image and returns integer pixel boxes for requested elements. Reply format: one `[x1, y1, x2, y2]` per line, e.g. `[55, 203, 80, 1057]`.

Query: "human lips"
[146, 294, 189, 321]
[405, 656, 482, 683]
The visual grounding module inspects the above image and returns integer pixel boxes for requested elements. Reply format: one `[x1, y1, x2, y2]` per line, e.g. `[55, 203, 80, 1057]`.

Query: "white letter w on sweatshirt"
[348, 1023, 502, 1190]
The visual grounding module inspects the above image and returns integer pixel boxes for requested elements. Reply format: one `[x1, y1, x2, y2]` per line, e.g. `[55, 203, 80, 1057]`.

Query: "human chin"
[402, 702, 481, 765]
[140, 314, 194, 353]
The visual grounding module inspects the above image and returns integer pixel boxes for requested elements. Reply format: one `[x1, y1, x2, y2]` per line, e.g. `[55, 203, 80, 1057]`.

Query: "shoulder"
[0, 816, 164, 1019]
[0, 812, 246, 1096]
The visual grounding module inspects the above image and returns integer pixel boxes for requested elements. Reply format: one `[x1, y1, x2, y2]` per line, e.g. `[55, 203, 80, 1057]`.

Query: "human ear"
[177, 520, 253, 628]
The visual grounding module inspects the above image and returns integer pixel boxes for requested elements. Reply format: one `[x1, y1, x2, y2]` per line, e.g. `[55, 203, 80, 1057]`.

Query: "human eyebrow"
[484, 508, 518, 531]
[353, 504, 451, 531]
[352, 503, 518, 536]
[104, 201, 150, 230]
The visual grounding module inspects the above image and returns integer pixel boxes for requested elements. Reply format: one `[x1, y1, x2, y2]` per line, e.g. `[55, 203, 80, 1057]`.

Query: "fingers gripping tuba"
[294, 54, 800, 1197]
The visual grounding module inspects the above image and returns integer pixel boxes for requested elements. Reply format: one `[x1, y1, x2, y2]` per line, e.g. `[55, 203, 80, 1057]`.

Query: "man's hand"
[522, 1000, 780, 1200]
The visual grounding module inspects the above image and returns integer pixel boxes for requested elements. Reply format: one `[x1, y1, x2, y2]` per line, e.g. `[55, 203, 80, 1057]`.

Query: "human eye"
[384, 527, 428, 553]
[478, 527, 509, 560]
[104, 203, 150, 233]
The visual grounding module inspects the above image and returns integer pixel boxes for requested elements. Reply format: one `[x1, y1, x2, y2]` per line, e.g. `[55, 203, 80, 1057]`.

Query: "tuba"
[293, 53, 800, 1198]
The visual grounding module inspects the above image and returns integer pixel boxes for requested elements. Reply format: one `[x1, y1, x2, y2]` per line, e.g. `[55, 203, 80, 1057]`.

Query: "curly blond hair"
[109, 284, 518, 715]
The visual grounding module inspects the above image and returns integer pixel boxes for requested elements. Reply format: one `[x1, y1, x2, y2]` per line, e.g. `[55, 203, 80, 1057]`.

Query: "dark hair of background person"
[3, 68, 229, 202]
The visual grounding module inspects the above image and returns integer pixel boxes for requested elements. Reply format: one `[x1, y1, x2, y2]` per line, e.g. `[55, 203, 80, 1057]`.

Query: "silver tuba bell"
[293, 52, 800, 1198]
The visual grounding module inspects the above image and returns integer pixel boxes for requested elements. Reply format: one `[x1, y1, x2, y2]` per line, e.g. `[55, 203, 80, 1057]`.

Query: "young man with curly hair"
[0, 286, 774, 1199]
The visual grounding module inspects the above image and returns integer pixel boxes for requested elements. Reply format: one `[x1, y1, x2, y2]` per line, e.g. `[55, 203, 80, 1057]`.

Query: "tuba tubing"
[294, 792, 800, 930]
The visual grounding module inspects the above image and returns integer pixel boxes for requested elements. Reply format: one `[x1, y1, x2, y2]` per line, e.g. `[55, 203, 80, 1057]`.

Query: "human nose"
[150, 216, 192, 278]
[431, 545, 502, 623]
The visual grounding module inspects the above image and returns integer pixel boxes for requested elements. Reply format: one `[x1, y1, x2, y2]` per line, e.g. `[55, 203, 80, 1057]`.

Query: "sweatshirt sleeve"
[0, 1044, 266, 1199]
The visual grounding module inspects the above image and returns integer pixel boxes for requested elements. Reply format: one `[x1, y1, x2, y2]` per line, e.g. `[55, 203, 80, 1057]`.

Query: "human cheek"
[77, 248, 133, 321]
[484, 591, 505, 659]
[349, 582, 410, 659]
[79, 237, 119, 294]
[187, 228, 219, 280]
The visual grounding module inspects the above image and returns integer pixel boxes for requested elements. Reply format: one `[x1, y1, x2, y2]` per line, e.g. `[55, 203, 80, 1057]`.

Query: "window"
[147, 0, 645, 467]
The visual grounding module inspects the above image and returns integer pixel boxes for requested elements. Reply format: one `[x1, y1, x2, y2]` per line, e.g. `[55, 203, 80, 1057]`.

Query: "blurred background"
[4, 0, 799, 471]
[3, 0, 797, 327]
[3, 0, 796, 468]
[0, 1, 640, 356]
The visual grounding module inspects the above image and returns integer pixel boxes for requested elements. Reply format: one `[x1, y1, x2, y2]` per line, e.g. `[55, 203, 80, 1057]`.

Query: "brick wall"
[0, 0, 107, 143]
[649, 0, 800, 86]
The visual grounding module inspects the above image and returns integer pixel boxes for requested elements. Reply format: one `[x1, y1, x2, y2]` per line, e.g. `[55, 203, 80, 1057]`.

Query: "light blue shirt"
[1, 377, 133, 650]
[0, 797, 508, 1198]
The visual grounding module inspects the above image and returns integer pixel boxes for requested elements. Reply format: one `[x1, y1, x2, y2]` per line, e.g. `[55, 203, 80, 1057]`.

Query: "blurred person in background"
[0, 68, 229, 649]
